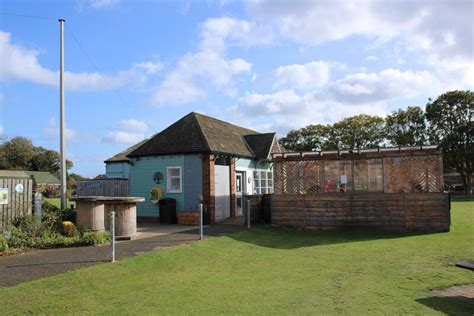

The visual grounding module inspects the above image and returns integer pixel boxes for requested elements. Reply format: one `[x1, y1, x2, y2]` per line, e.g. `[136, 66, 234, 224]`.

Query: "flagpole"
[59, 18, 67, 210]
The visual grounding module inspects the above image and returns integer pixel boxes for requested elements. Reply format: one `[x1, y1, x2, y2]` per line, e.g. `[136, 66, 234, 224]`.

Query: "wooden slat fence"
[0, 178, 33, 228]
[77, 179, 129, 197]
[267, 192, 450, 232]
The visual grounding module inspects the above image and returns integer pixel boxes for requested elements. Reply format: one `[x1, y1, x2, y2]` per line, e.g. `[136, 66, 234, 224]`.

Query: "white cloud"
[327, 68, 440, 104]
[228, 66, 447, 134]
[247, 1, 473, 66]
[0, 124, 4, 136]
[43, 118, 77, 142]
[114, 119, 148, 133]
[101, 131, 145, 145]
[149, 17, 271, 105]
[101, 119, 148, 145]
[89, 0, 120, 9]
[0, 31, 160, 92]
[273, 61, 331, 91]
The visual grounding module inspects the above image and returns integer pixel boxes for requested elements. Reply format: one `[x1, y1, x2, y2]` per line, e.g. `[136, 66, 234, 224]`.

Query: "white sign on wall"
[15, 183, 24, 193]
[340, 175, 348, 184]
[0, 188, 8, 205]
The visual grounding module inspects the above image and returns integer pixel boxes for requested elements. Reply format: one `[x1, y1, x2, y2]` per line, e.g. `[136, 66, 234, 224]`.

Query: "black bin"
[159, 198, 177, 224]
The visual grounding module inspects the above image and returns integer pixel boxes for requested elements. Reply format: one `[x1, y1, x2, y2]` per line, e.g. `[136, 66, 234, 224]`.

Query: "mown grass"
[44, 198, 76, 209]
[0, 202, 473, 315]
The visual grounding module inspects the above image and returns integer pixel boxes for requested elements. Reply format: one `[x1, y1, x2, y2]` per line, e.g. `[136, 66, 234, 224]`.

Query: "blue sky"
[0, 0, 472, 177]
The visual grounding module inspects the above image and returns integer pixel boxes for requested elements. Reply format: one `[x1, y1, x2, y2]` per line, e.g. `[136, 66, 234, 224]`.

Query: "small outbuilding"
[105, 112, 284, 224]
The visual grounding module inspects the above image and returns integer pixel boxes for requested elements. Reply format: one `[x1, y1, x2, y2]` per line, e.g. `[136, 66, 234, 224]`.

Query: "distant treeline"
[279, 90, 473, 194]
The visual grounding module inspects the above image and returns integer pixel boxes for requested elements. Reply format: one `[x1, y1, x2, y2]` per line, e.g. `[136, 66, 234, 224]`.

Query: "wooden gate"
[0, 178, 33, 228]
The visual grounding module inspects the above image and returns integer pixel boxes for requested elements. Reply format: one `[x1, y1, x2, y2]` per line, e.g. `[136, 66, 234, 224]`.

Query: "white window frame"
[253, 169, 274, 194]
[167, 166, 182, 193]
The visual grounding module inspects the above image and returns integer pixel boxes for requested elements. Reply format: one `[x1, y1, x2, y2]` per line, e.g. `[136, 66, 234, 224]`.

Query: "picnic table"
[71, 196, 145, 240]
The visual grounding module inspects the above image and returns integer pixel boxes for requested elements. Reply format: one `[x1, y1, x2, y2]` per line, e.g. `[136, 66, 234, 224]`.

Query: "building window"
[167, 166, 182, 193]
[253, 170, 274, 194]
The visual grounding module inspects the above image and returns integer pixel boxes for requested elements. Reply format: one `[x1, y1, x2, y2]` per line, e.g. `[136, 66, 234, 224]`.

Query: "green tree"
[385, 106, 428, 146]
[29, 146, 73, 176]
[279, 124, 331, 151]
[330, 115, 386, 150]
[425, 90, 473, 194]
[0, 137, 34, 170]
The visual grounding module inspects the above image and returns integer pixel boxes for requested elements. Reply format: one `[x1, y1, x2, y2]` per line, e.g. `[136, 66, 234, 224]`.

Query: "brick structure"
[202, 154, 216, 224]
[229, 158, 236, 217]
[177, 211, 199, 225]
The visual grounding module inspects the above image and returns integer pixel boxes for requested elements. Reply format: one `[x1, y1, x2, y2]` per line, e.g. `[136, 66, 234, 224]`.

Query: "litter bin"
[159, 198, 177, 224]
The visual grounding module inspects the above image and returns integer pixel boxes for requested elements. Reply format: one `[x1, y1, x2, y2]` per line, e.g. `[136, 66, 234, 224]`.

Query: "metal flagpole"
[59, 19, 67, 211]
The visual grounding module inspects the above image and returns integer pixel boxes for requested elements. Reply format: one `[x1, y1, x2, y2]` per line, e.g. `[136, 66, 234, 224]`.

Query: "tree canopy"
[385, 106, 427, 146]
[0, 136, 73, 177]
[278, 90, 473, 194]
[425, 90, 473, 194]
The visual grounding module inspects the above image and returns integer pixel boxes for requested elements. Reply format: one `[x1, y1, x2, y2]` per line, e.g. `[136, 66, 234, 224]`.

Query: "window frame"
[166, 166, 182, 193]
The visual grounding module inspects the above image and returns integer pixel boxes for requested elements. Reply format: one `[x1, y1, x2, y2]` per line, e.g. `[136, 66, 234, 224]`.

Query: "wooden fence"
[0, 178, 33, 228]
[77, 179, 129, 197]
[248, 192, 450, 232]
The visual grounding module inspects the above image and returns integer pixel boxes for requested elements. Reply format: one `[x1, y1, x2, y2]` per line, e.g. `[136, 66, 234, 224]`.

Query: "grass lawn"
[44, 198, 76, 209]
[1, 201, 473, 315]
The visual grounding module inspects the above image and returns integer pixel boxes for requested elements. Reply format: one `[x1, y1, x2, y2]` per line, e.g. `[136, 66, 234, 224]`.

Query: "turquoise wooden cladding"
[129, 154, 203, 218]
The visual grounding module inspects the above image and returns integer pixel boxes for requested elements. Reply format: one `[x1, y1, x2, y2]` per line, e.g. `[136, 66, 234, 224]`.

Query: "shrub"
[82, 231, 111, 245]
[0, 214, 110, 254]
[61, 221, 79, 237]
[44, 184, 59, 198]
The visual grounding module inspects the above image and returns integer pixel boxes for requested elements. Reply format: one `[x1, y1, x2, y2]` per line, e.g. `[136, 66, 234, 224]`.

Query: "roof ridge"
[191, 113, 212, 152]
[192, 112, 258, 135]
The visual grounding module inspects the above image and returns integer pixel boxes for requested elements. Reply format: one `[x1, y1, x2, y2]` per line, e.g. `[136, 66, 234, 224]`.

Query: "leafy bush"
[61, 221, 79, 237]
[44, 184, 59, 198]
[0, 213, 110, 254]
[82, 231, 111, 245]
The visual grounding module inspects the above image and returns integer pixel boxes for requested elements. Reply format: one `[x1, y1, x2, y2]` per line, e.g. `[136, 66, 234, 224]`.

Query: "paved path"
[0, 222, 245, 288]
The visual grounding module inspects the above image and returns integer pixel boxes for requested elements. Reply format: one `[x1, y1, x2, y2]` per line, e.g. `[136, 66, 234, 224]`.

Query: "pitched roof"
[0, 170, 60, 184]
[104, 138, 149, 163]
[25, 171, 60, 184]
[128, 112, 261, 158]
[244, 133, 277, 160]
[0, 170, 30, 179]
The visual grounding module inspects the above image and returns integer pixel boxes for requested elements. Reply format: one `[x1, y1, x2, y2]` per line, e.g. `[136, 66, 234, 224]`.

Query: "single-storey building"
[0, 170, 60, 194]
[105, 112, 284, 224]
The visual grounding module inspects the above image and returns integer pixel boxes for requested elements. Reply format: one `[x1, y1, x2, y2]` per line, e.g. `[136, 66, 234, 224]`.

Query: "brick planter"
[177, 211, 199, 225]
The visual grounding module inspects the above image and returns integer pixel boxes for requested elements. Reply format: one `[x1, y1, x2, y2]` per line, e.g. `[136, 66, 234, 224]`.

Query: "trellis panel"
[274, 160, 322, 194]
[384, 155, 443, 193]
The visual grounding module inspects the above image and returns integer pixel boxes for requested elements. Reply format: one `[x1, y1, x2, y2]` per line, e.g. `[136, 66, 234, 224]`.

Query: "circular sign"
[15, 183, 24, 193]
[153, 172, 163, 184]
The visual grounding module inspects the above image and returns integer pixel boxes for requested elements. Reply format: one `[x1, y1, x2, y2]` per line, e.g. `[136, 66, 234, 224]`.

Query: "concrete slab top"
[70, 196, 145, 203]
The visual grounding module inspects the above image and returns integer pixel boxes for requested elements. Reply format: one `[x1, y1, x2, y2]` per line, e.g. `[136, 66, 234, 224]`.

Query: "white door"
[214, 165, 230, 221]
[235, 172, 245, 216]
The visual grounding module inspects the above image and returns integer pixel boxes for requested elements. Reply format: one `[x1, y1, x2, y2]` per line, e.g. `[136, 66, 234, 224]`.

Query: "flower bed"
[0, 201, 110, 255]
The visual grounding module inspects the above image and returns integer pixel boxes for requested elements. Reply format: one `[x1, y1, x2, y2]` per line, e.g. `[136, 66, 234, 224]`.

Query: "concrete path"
[0, 221, 245, 288]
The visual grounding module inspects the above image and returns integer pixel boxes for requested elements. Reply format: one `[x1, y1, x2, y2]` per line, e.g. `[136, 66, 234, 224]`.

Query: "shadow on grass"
[416, 296, 474, 316]
[223, 225, 446, 249]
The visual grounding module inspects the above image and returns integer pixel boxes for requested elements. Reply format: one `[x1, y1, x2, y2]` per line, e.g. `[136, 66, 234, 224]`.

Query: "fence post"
[199, 203, 203, 240]
[111, 211, 116, 262]
[34, 192, 43, 224]
[246, 197, 251, 229]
